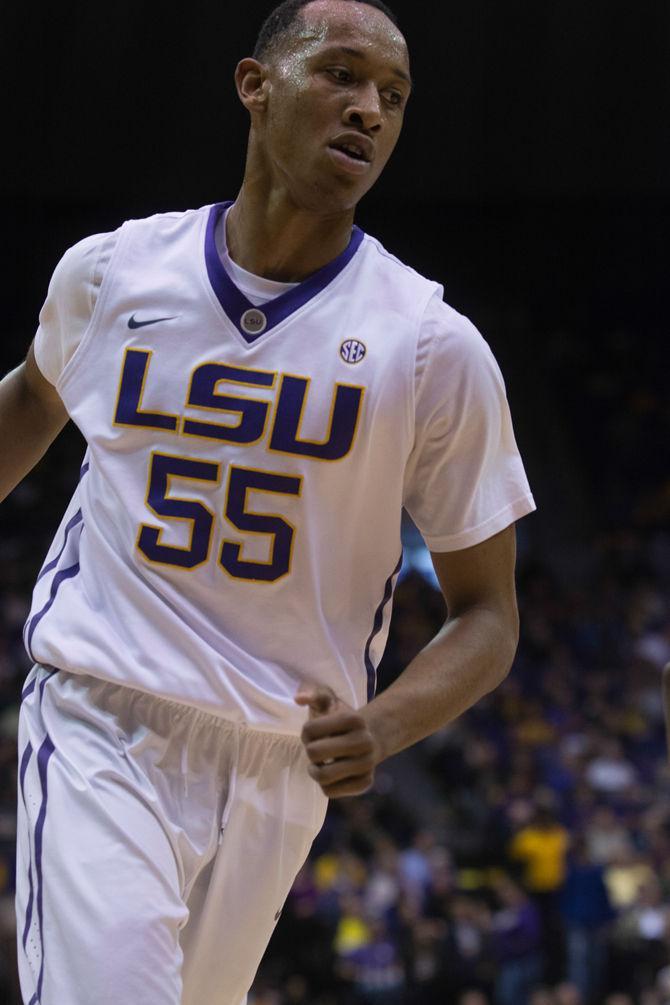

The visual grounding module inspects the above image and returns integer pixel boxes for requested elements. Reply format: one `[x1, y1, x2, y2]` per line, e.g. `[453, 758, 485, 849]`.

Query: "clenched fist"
[295, 685, 381, 798]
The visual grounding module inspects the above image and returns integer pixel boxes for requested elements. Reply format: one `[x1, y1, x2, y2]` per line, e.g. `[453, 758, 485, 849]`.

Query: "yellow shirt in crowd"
[509, 824, 570, 892]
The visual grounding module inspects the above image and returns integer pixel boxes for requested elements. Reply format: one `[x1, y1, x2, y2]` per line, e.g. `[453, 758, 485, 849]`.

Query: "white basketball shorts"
[16, 664, 328, 1004]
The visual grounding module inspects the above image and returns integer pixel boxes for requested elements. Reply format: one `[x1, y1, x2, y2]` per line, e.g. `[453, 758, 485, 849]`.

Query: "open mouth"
[329, 142, 370, 163]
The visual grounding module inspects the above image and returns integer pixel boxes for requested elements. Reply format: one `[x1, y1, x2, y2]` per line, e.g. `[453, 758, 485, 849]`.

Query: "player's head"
[252, 0, 400, 62]
[235, 0, 411, 214]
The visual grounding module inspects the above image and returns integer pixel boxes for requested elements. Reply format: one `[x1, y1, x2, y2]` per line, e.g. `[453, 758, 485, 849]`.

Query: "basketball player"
[1, 1, 536, 1002]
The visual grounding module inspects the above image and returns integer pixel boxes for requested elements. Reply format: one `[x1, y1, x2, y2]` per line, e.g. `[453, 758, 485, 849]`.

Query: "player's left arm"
[298, 522, 519, 798]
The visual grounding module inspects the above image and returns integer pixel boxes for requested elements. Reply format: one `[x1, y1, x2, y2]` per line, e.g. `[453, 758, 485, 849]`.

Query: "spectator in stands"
[508, 804, 570, 980]
[340, 916, 405, 1004]
[398, 829, 436, 903]
[401, 907, 450, 1004]
[610, 876, 670, 997]
[490, 874, 543, 1005]
[586, 738, 639, 796]
[443, 894, 494, 996]
[585, 806, 632, 866]
[559, 834, 615, 1003]
[603, 842, 656, 912]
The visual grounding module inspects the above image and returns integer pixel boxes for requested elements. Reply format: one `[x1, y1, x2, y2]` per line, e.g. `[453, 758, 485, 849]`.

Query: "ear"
[235, 58, 270, 114]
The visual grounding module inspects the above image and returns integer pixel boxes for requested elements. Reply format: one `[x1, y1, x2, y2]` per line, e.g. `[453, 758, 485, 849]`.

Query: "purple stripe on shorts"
[19, 741, 35, 951]
[364, 553, 403, 701]
[38, 670, 56, 704]
[22, 666, 57, 703]
[19, 740, 33, 792]
[25, 561, 81, 662]
[34, 733, 55, 1002]
[36, 509, 83, 583]
[21, 677, 37, 701]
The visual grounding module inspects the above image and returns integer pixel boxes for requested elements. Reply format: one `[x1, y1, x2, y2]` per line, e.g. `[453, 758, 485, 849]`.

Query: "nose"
[345, 82, 382, 133]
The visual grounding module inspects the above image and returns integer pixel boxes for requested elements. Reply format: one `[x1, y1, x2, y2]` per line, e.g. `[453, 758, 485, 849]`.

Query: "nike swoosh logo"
[128, 313, 178, 330]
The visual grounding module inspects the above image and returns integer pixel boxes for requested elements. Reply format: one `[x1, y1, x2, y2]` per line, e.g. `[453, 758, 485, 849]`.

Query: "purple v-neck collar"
[204, 201, 365, 343]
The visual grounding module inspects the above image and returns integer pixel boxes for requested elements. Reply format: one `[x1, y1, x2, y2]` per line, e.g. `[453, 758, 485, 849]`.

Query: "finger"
[308, 756, 375, 788]
[304, 732, 374, 765]
[302, 712, 364, 742]
[294, 685, 338, 717]
[320, 773, 375, 799]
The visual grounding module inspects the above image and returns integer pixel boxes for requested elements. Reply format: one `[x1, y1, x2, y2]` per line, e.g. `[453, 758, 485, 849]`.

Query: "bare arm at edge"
[297, 524, 520, 797]
[0, 343, 69, 503]
[663, 663, 670, 763]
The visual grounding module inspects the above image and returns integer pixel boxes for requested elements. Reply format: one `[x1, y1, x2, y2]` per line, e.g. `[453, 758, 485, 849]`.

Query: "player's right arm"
[0, 344, 69, 502]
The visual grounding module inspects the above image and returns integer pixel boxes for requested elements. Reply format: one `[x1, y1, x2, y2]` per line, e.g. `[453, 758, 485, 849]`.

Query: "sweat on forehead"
[300, 1, 403, 46]
[253, 0, 403, 62]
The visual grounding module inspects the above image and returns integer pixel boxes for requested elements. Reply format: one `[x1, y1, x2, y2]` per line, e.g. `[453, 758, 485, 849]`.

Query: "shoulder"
[42, 230, 121, 331]
[414, 292, 504, 399]
[122, 204, 211, 243]
[358, 233, 501, 389]
[421, 295, 496, 361]
[359, 232, 441, 304]
[35, 230, 120, 385]
[48, 232, 115, 296]
[359, 233, 495, 362]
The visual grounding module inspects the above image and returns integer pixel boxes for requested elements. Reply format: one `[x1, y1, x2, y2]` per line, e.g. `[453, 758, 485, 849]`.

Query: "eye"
[384, 90, 404, 107]
[327, 67, 354, 84]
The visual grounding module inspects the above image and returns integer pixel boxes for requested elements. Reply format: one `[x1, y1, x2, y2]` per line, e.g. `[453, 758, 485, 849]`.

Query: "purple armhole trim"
[36, 510, 83, 584]
[33, 461, 87, 587]
[204, 202, 365, 343]
[26, 562, 81, 663]
[364, 553, 403, 701]
[19, 741, 34, 952]
[26, 461, 88, 663]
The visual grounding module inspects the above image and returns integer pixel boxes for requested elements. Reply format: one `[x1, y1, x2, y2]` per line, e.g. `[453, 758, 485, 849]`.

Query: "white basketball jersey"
[26, 203, 535, 734]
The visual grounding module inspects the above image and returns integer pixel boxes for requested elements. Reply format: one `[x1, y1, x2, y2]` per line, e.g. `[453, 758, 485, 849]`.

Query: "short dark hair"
[253, 0, 400, 62]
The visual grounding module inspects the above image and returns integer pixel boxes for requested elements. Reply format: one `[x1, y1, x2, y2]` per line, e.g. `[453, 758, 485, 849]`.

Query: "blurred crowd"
[0, 316, 668, 1004]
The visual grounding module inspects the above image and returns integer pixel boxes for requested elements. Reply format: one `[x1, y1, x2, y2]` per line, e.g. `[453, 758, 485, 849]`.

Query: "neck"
[226, 175, 356, 283]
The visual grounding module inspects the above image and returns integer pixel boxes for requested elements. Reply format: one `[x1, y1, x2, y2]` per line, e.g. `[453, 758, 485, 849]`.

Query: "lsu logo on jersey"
[113, 349, 366, 462]
[112, 349, 367, 583]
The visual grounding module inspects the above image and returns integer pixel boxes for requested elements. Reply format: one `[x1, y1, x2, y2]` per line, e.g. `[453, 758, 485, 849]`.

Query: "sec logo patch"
[340, 339, 367, 364]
